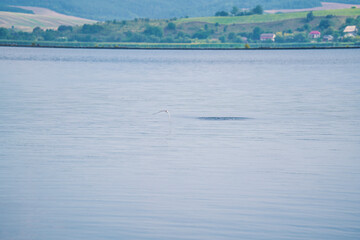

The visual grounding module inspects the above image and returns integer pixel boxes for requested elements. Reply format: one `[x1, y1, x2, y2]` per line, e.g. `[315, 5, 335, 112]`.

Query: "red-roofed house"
[309, 31, 321, 39]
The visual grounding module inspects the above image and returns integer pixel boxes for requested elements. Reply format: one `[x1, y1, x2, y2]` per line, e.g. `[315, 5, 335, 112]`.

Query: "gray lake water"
[0, 47, 360, 240]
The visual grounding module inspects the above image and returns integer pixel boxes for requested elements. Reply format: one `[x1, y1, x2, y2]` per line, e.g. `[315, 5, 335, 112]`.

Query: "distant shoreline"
[1, 43, 360, 50]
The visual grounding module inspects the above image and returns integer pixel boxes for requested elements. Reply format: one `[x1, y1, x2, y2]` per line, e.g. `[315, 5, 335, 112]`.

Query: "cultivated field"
[0, 6, 96, 32]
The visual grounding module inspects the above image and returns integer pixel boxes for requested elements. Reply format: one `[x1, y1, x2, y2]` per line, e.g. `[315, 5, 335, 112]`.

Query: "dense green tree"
[275, 35, 285, 43]
[215, 11, 229, 17]
[143, 25, 163, 37]
[192, 30, 210, 39]
[306, 11, 314, 22]
[161, 36, 175, 43]
[219, 36, 226, 43]
[215, 5, 264, 17]
[346, 17, 356, 25]
[231, 6, 239, 16]
[304, 24, 310, 31]
[43, 29, 57, 41]
[81, 24, 104, 34]
[32, 27, 44, 35]
[252, 5, 263, 15]
[58, 25, 73, 32]
[166, 22, 176, 31]
[252, 26, 263, 40]
[129, 33, 142, 42]
[0, 27, 8, 39]
[294, 33, 307, 42]
[324, 27, 335, 35]
[73, 34, 92, 42]
[228, 32, 236, 40]
[319, 19, 331, 29]
[176, 31, 186, 38]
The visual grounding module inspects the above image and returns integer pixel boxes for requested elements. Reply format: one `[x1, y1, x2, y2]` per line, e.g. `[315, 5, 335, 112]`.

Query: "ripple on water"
[197, 117, 251, 121]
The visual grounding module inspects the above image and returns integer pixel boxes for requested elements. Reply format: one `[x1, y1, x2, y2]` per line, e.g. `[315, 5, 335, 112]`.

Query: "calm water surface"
[0, 47, 360, 240]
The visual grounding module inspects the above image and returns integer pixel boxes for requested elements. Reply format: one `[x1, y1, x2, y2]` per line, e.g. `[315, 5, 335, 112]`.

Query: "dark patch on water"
[198, 117, 251, 121]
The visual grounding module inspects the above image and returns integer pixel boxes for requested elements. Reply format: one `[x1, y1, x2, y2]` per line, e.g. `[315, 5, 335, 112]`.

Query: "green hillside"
[1, 0, 360, 20]
[1, 7, 359, 48]
[0, 4, 33, 14]
[177, 8, 360, 25]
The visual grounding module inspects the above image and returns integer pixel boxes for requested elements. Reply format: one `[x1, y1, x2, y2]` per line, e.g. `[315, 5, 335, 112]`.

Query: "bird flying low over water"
[153, 110, 171, 120]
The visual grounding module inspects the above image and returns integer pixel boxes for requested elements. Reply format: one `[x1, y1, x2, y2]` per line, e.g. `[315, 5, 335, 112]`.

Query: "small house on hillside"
[343, 25, 358, 37]
[260, 33, 276, 42]
[323, 35, 334, 42]
[309, 31, 321, 39]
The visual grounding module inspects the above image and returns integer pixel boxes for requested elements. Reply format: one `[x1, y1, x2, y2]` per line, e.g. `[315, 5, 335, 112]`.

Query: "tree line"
[215, 5, 263, 17]
[0, 14, 359, 44]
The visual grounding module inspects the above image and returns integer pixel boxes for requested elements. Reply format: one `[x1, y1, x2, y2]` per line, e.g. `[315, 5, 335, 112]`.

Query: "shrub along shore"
[1, 39, 359, 50]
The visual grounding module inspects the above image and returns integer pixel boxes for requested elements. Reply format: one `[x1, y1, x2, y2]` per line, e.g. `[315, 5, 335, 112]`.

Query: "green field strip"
[176, 8, 360, 25]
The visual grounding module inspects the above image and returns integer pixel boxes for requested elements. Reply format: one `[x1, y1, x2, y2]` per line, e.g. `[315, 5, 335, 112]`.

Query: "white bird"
[153, 109, 171, 120]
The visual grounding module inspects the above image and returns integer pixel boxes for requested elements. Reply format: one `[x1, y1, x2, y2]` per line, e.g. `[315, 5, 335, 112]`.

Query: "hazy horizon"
[1, 0, 360, 20]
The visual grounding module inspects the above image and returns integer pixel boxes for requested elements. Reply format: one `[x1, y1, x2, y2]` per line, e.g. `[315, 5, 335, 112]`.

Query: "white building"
[343, 25, 358, 37]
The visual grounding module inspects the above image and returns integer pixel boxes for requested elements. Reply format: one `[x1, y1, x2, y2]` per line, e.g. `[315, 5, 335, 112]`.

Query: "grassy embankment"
[1, 39, 359, 49]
